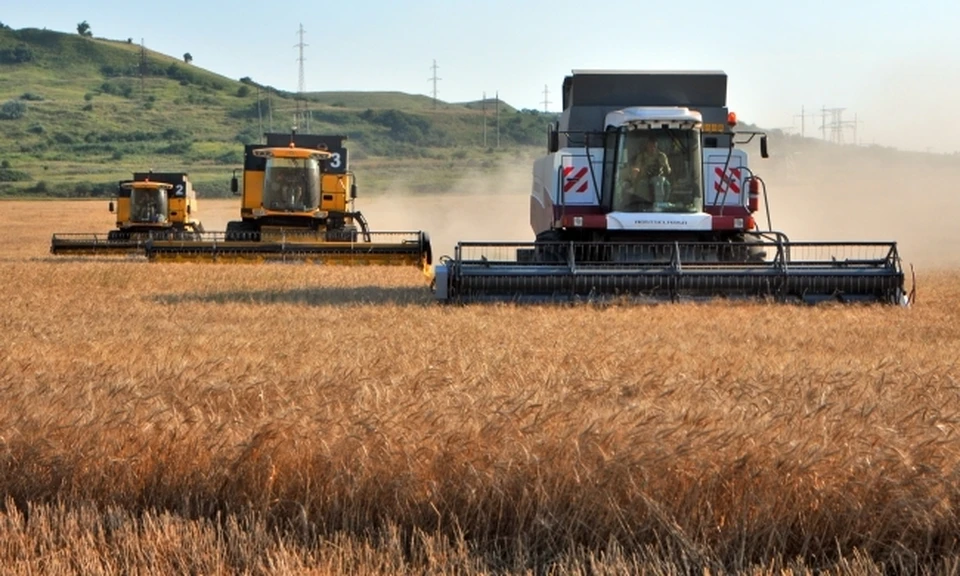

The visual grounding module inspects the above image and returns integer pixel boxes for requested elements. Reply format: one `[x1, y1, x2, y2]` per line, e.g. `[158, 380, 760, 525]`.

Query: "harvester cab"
[51, 172, 204, 256]
[433, 70, 908, 305]
[225, 133, 367, 243]
[143, 132, 432, 270]
[114, 173, 203, 234]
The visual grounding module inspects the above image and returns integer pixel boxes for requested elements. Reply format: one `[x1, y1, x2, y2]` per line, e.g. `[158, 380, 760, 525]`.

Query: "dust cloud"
[752, 140, 960, 270]
[362, 161, 535, 259]
[193, 200, 237, 235]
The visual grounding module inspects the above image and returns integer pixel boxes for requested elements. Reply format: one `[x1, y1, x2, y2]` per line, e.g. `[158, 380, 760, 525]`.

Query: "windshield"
[262, 157, 321, 212]
[129, 186, 169, 223]
[612, 128, 702, 213]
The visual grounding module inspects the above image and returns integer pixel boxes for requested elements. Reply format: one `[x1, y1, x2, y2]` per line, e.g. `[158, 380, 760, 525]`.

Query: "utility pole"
[820, 106, 827, 141]
[541, 84, 551, 112]
[495, 90, 500, 148]
[794, 105, 819, 138]
[482, 91, 487, 147]
[818, 107, 846, 144]
[429, 59, 441, 109]
[838, 113, 862, 146]
[138, 38, 146, 102]
[257, 86, 263, 140]
[294, 24, 308, 131]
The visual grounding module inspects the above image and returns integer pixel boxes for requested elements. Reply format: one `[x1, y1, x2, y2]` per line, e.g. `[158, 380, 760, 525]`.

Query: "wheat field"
[1, 197, 959, 575]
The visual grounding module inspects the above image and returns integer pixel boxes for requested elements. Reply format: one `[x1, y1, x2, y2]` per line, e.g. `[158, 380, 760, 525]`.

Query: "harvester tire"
[225, 221, 259, 242]
[326, 225, 359, 242]
[533, 230, 566, 263]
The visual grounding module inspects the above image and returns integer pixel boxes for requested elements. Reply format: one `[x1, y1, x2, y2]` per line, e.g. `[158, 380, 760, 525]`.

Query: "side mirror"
[186, 204, 191, 215]
[760, 135, 769, 159]
[230, 176, 239, 194]
[108, 201, 114, 213]
[350, 183, 358, 199]
[547, 122, 559, 153]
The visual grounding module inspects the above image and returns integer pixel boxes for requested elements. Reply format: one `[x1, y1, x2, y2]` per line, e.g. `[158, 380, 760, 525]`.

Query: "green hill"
[0, 25, 555, 198]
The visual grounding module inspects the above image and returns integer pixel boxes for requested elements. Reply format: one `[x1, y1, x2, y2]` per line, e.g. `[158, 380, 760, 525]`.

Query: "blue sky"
[4, 0, 959, 152]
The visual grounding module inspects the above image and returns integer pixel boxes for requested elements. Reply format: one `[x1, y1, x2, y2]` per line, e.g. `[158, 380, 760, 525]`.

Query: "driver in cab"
[625, 135, 671, 205]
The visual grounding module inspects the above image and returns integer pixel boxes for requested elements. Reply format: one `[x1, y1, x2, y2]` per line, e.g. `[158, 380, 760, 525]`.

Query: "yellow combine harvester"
[144, 132, 432, 271]
[50, 172, 204, 255]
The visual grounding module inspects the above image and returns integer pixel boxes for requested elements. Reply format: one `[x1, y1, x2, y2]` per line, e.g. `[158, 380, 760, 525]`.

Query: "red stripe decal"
[562, 166, 589, 192]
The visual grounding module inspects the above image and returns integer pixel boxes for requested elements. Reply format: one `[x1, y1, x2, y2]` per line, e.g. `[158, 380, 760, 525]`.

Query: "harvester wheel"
[326, 225, 359, 242]
[533, 230, 566, 263]
[226, 221, 259, 242]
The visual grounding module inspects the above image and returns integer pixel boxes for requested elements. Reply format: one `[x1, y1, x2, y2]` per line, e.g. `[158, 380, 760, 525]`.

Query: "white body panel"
[607, 212, 713, 231]
[533, 147, 604, 207]
[704, 148, 749, 208]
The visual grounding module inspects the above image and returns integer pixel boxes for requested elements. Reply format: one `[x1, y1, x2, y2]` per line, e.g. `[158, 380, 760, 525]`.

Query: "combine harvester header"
[432, 70, 908, 305]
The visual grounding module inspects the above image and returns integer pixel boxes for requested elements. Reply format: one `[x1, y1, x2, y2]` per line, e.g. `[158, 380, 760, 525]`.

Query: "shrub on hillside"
[234, 126, 260, 145]
[0, 100, 27, 119]
[157, 140, 193, 155]
[0, 168, 32, 182]
[0, 44, 34, 64]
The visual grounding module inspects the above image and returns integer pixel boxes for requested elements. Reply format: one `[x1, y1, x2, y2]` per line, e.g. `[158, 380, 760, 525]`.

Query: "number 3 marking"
[328, 152, 342, 169]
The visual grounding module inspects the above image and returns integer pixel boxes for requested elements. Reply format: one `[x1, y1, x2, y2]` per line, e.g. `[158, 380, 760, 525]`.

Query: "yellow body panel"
[241, 168, 264, 214]
[320, 173, 350, 213]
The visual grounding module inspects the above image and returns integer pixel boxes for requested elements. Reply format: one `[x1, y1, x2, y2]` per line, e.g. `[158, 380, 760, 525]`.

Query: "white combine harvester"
[433, 70, 908, 305]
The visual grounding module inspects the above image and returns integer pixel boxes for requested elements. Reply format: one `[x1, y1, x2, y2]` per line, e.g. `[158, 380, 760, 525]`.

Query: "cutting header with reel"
[433, 70, 908, 305]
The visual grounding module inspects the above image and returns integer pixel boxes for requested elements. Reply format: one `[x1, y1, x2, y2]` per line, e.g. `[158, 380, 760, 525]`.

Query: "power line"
[295, 24, 307, 94]
[541, 84, 551, 113]
[138, 38, 146, 102]
[495, 90, 500, 148]
[294, 24, 309, 131]
[482, 91, 487, 147]
[429, 59, 441, 108]
[819, 107, 847, 144]
[257, 86, 263, 140]
[794, 105, 819, 138]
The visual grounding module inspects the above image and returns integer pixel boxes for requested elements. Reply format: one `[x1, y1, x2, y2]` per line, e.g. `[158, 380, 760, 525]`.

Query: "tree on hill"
[183, 52, 192, 64]
[77, 21, 92, 37]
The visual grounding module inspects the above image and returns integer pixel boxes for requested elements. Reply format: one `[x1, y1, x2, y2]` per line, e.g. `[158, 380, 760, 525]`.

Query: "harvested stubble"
[0, 200, 959, 574]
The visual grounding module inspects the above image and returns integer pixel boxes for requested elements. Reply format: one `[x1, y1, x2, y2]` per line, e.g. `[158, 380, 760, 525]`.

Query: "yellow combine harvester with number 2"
[50, 172, 205, 256]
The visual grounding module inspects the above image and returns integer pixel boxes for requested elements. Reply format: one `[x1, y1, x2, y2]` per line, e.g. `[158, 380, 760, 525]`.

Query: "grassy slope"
[0, 27, 552, 197]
